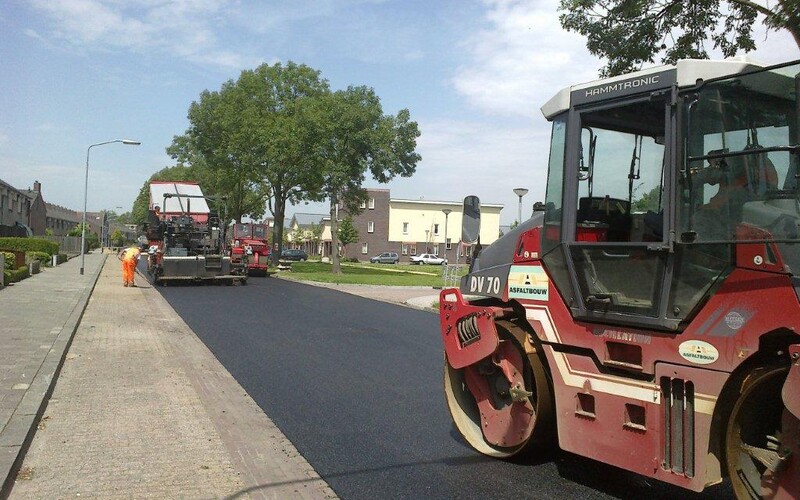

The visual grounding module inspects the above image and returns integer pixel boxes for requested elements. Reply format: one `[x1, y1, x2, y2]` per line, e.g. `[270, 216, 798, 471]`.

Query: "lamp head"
[513, 187, 529, 198]
[121, 139, 141, 145]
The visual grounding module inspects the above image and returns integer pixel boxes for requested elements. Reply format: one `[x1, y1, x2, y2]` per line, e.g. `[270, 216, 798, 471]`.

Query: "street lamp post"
[442, 208, 451, 262]
[81, 139, 140, 275]
[513, 187, 529, 227]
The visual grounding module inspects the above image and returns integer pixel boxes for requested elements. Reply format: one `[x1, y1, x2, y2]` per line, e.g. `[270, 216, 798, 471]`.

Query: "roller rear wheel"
[725, 364, 798, 499]
[444, 324, 553, 458]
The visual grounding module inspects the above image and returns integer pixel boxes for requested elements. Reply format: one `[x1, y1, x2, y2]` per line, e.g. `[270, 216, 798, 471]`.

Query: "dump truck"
[439, 58, 800, 499]
[144, 181, 246, 286]
[229, 222, 271, 276]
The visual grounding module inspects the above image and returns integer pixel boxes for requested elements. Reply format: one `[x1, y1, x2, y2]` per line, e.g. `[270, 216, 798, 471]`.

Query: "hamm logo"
[678, 340, 719, 365]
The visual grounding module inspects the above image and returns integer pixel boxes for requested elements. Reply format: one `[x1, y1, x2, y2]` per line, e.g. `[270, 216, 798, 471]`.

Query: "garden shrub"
[26, 251, 51, 266]
[3, 266, 29, 283]
[2, 252, 15, 271]
[0, 237, 59, 256]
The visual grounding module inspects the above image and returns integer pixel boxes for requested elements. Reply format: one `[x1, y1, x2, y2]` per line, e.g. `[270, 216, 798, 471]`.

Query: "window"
[410, 244, 417, 255]
[368, 221, 374, 233]
[446, 238, 452, 250]
[402, 222, 409, 234]
[433, 223, 439, 235]
[361, 243, 368, 254]
[0, 194, 5, 210]
[401, 244, 408, 255]
[17, 195, 21, 213]
[368, 198, 375, 209]
[359, 200, 366, 209]
[433, 244, 440, 256]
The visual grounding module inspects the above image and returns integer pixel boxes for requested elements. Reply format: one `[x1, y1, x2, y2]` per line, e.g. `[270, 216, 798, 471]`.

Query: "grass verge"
[279, 261, 465, 287]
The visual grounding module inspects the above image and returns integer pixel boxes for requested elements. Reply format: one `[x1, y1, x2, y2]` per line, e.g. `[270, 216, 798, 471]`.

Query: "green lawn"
[279, 261, 465, 286]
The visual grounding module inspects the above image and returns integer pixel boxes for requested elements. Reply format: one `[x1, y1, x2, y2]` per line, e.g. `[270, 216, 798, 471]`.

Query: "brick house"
[0, 178, 33, 234]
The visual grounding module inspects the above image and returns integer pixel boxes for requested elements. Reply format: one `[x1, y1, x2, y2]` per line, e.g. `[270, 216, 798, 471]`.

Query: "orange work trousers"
[122, 258, 137, 285]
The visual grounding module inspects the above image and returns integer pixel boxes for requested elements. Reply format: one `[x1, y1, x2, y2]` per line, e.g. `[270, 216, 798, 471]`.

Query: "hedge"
[0, 237, 59, 256]
[26, 251, 51, 266]
[3, 265, 29, 284]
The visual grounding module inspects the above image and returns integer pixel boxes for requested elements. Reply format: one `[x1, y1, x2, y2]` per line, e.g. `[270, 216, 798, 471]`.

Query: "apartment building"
[306, 189, 503, 262]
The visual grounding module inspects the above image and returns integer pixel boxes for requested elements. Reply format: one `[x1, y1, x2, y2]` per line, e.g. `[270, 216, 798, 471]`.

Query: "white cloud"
[453, 0, 800, 118]
[453, 0, 602, 118]
[23, 28, 42, 40]
[27, 0, 261, 69]
[0, 130, 8, 146]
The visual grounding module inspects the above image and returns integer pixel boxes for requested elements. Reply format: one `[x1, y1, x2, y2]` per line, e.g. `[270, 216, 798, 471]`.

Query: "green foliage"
[4, 266, 29, 284]
[337, 217, 359, 257]
[0, 237, 59, 256]
[66, 225, 100, 250]
[632, 184, 663, 213]
[26, 251, 51, 266]
[172, 62, 332, 264]
[2, 252, 15, 271]
[305, 86, 421, 273]
[44, 228, 54, 236]
[110, 228, 125, 246]
[559, 0, 799, 77]
[284, 261, 453, 286]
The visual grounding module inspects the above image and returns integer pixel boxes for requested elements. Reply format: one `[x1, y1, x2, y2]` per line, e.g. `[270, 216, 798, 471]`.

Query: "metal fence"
[42, 235, 83, 255]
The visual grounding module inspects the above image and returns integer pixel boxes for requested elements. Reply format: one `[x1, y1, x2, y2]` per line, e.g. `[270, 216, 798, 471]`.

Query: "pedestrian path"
[3, 255, 336, 499]
[0, 251, 105, 496]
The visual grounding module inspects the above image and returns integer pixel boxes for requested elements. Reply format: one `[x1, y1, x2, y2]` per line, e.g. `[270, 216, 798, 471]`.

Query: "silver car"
[370, 252, 399, 264]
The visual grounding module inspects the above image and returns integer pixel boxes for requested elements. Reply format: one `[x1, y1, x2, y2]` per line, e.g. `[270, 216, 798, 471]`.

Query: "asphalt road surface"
[157, 277, 732, 500]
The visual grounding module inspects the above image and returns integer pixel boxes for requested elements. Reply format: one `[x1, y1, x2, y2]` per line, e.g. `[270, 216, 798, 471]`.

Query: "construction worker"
[118, 244, 143, 287]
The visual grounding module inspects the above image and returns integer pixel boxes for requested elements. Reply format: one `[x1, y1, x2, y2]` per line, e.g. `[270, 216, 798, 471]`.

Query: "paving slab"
[7, 255, 337, 499]
[0, 251, 105, 498]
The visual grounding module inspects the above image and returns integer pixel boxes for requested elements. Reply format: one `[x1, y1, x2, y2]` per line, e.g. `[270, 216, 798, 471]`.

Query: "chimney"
[33, 180, 41, 192]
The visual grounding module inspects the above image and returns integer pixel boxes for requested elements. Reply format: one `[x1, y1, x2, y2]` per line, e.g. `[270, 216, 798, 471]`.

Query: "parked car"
[409, 253, 447, 265]
[281, 249, 308, 261]
[370, 252, 399, 264]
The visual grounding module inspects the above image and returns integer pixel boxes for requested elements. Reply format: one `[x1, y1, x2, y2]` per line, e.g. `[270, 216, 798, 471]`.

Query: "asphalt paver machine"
[439, 59, 800, 499]
[145, 181, 246, 286]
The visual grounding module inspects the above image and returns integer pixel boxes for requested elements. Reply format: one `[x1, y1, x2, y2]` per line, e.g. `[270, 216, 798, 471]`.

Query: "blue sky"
[1, 0, 798, 224]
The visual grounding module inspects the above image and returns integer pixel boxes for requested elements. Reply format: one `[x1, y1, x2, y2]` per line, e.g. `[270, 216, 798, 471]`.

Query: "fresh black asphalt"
[157, 277, 731, 500]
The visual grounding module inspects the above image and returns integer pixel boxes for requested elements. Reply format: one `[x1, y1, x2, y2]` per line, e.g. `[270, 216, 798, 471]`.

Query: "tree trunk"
[330, 194, 341, 275]
[272, 195, 286, 265]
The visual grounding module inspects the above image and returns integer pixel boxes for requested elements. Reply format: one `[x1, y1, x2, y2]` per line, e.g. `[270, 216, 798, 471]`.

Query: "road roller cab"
[439, 58, 800, 499]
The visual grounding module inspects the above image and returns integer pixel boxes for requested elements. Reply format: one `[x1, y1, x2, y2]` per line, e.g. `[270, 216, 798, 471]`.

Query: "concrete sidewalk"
[0, 251, 105, 498]
[2, 256, 336, 499]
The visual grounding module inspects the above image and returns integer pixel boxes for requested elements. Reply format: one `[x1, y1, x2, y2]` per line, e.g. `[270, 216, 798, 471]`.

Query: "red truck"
[229, 222, 271, 276]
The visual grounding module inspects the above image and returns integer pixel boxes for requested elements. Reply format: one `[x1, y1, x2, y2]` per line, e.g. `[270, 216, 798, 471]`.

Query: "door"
[565, 96, 672, 326]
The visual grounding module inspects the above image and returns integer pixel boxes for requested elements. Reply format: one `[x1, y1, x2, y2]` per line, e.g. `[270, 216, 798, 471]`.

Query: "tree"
[110, 228, 125, 247]
[68, 223, 100, 250]
[337, 217, 359, 258]
[632, 184, 663, 213]
[559, 0, 800, 77]
[174, 62, 330, 264]
[306, 86, 421, 274]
